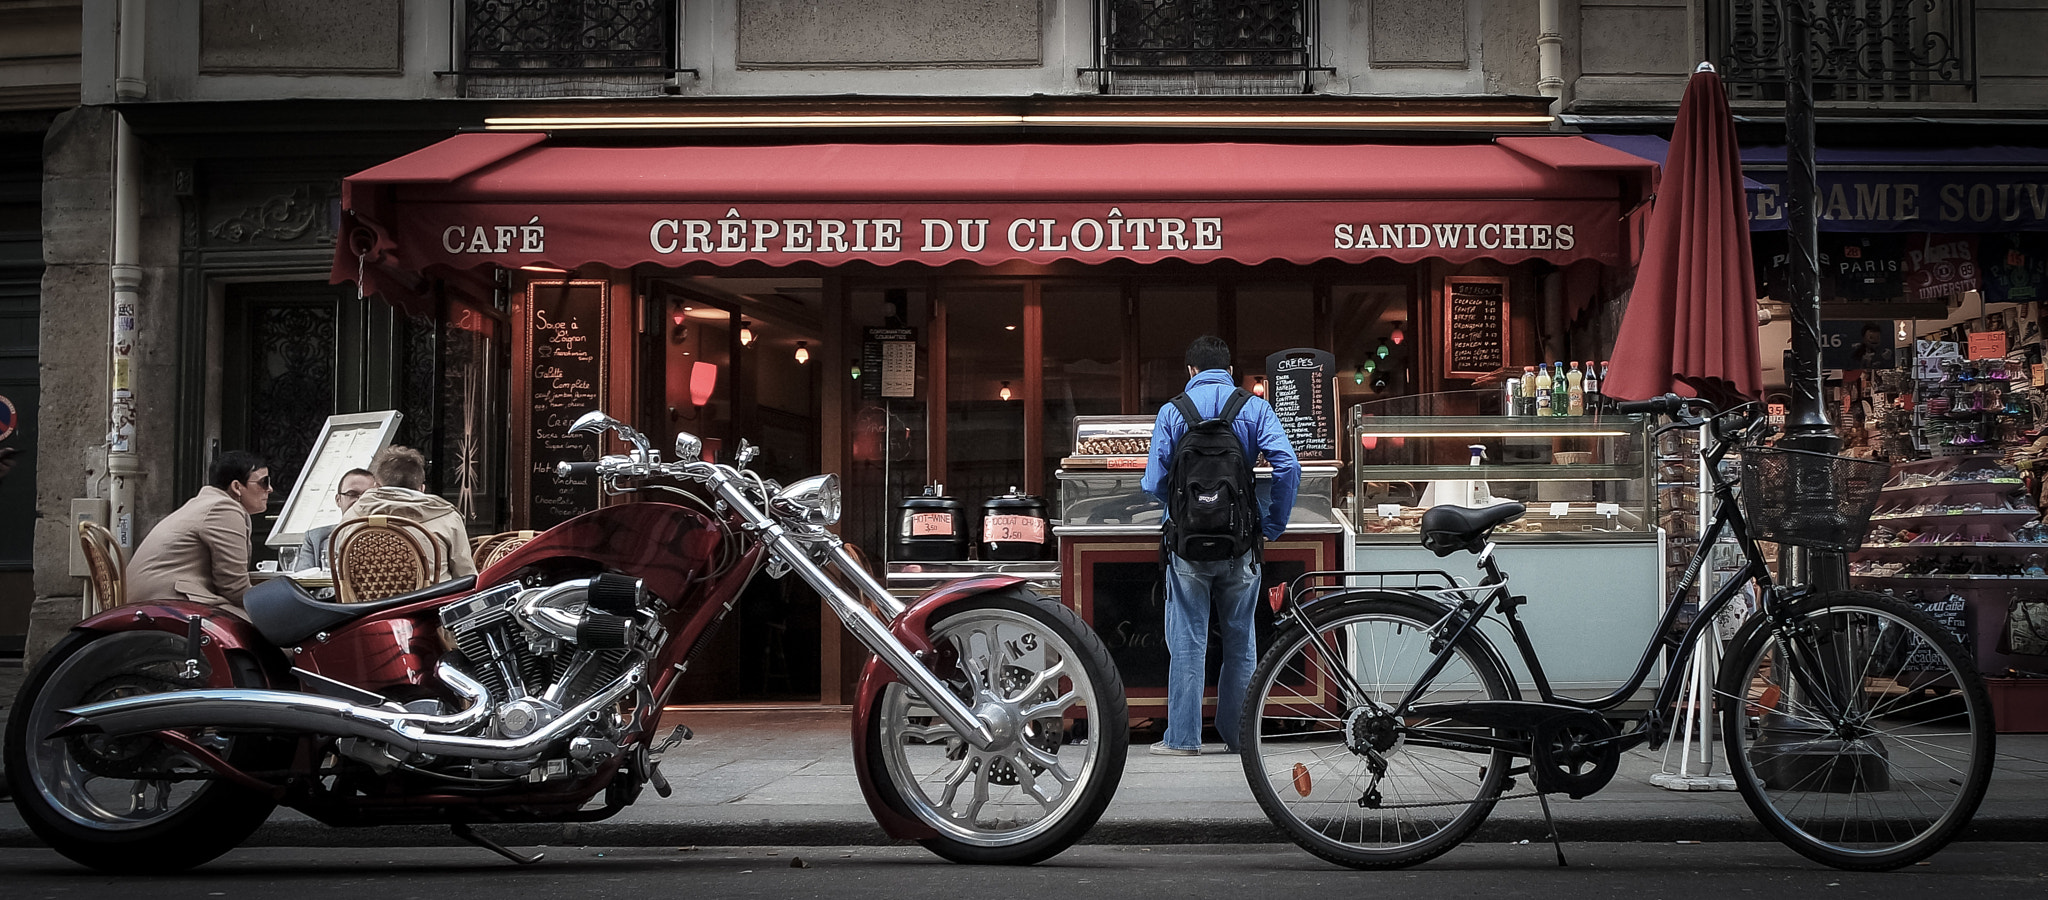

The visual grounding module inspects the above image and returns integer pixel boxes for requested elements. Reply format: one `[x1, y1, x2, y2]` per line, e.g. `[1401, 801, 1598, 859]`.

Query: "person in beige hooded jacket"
[343, 446, 477, 582]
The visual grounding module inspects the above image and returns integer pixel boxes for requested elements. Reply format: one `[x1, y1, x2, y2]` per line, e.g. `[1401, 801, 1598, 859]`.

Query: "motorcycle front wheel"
[865, 588, 1127, 864]
[4, 629, 283, 874]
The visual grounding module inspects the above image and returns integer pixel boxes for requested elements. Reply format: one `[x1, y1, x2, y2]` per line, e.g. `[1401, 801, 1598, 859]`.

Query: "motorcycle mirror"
[569, 411, 621, 435]
[674, 431, 703, 462]
[735, 440, 759, 469]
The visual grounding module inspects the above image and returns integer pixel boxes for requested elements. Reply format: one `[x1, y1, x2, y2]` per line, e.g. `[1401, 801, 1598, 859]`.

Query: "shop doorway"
[652, 277, 825, 703]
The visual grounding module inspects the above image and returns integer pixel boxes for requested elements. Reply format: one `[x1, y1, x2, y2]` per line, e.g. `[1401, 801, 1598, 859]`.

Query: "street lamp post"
[1778, 2, 1846, 594]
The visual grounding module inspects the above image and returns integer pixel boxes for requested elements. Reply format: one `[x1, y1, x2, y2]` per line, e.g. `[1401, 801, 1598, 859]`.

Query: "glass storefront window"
[848, 286, 929, 559]
[1139, 283, 1219, 407]
[1332, 283, 1413, 401]
[945, 285, 1025, 509]
[1236, 283, 1316, 375]
[1042, 282, 1124, 516]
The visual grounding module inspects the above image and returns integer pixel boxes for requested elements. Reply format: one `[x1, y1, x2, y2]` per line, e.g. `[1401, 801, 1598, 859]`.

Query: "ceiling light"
[740, 321, 755, 346]
[999, 381, 1012, 401]
[794, 341, 809, 364]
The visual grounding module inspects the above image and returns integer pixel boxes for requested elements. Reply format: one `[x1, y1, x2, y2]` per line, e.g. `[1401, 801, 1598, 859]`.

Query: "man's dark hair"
[209, 450, 267, 491]
[339, 467, 375, 485]
[1863, 324, 1884, 338]
[372, 446, 428, 491]
[1185, 335, 1232, 372]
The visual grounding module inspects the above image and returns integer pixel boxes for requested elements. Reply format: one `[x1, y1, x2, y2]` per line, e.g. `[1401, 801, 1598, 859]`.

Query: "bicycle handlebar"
[1613, 393, 1692, 417]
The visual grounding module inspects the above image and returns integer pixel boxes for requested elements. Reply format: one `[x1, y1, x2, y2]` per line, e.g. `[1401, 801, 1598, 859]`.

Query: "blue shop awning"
[1588, 134, 2048, 233]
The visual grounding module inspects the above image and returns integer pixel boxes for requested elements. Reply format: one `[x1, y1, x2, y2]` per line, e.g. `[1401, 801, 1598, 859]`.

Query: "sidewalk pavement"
[5, 662, 2047, 851]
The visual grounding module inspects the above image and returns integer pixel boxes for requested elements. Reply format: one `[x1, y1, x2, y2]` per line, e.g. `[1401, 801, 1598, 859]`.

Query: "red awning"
[333, 135, 1652, 301]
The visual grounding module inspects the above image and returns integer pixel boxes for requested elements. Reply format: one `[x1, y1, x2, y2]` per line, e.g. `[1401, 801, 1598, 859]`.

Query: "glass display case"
[1348, 411, 1654, 537]
[1059, 415, 1160, 469]
[1055, 467, 1342, 528]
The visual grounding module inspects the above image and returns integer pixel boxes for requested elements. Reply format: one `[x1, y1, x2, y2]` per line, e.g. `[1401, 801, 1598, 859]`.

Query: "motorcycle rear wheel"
[4, 629, 283, 874]
[866, 589, 1127, 864]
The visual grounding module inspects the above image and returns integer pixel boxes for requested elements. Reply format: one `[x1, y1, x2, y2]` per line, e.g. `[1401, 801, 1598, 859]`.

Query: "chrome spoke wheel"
[867, 592, 1126, 864]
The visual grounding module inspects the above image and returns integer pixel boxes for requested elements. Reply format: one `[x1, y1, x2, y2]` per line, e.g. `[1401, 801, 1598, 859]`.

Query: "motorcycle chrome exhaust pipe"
[51, 660, 645, 763]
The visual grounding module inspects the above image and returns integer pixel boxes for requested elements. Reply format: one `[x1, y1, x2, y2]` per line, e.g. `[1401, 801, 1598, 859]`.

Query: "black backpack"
[1162, 389, 1260, 562]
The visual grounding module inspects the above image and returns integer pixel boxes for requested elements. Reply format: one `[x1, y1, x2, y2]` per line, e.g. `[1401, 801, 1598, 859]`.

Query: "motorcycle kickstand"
[1533, 791, 1569, 868]
[451, 822, 544, 865]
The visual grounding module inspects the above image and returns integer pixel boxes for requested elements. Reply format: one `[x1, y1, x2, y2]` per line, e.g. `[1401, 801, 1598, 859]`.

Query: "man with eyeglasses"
[127, 450, 273, 612]
[292, 467, 377, 570]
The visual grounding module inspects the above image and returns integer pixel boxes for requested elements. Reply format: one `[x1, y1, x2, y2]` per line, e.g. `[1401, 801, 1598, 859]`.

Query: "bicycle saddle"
[1419, 501, 1526, 557]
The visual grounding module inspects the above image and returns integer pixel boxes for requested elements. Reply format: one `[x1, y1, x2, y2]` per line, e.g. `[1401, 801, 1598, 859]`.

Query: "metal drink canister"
[893, 484, 969, 561]
[979, 487, 1049, 561]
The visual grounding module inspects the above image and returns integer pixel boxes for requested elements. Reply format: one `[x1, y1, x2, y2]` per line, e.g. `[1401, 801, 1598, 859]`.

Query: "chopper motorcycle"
[5, 412, 1127, 872]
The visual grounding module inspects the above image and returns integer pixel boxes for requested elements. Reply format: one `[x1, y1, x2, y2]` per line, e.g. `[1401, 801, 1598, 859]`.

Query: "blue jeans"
[1161, 552, 1259, 751]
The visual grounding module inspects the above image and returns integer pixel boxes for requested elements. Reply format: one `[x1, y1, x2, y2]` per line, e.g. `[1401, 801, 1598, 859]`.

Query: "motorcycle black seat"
[1419, 502, 1527, 557]
[244, 575, 480, 647]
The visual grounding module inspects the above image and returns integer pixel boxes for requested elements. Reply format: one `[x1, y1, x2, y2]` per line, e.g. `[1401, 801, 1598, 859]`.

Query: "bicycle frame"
[1290, 417, 1791, 755]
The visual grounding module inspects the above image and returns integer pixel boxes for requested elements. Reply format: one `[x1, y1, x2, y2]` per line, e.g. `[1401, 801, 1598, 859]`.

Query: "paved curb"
[5, 804, 2043, 850]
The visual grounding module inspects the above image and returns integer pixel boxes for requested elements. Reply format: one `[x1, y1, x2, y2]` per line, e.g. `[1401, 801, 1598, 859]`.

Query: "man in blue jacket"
[1141, 335, 1299, 756]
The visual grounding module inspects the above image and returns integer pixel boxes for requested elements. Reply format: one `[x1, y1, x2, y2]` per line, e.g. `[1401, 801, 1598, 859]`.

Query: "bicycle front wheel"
[1720, 590, 1994, 870]
[1241, 595, 1513, 869]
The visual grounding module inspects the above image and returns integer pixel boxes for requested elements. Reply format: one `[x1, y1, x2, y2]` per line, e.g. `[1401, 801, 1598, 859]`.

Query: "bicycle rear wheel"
[1240, 595, 1513, 869]
[1719, 590, 1994, 870]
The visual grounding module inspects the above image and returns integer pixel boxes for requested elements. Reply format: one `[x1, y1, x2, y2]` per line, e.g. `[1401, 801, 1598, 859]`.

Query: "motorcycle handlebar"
[555, 461, 602, 478]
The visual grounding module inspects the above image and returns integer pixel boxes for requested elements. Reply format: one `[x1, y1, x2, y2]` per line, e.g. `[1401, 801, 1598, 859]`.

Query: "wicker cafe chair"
[330, 515, 442, 604]
[476, 530, 540, 569]
[76, 520, 126, 618]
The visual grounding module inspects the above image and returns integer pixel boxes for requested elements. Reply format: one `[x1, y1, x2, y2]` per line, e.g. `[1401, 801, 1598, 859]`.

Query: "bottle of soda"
[1567, 362, 1585, 416]
[1533, 363, 1552, 416]
[1583, 360, 1602, 414]
[1551, 362, 1569, 416]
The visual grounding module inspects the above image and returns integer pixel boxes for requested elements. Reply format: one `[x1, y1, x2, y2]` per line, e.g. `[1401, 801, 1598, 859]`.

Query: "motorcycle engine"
[432, 573, 656, 778]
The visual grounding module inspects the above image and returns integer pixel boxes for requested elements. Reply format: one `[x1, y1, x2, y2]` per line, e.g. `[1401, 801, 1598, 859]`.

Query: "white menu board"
[263, 410, 403, 547]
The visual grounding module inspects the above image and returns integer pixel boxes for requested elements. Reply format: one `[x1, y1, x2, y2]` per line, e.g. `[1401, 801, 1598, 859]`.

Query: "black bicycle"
[1240, 394, 1995, 871]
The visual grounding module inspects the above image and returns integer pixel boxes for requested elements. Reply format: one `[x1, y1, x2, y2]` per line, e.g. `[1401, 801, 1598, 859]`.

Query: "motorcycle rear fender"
[69, 601, 287, 690]
[850, 575, 1029, 840]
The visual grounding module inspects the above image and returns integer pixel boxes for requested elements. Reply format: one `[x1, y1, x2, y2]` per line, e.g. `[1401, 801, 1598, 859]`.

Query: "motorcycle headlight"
[770, 474, 841, 531]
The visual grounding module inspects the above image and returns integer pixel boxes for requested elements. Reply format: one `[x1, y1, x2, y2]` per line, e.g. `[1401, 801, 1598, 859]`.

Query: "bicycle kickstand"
[1534, 791, 1569, 867]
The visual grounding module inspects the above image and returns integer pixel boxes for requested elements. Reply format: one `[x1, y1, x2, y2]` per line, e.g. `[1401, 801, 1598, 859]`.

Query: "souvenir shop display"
[1846, 320, 2048, 730]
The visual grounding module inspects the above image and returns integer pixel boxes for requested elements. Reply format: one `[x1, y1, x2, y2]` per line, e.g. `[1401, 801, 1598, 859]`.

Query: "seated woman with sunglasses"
[126, 450, 274, 613]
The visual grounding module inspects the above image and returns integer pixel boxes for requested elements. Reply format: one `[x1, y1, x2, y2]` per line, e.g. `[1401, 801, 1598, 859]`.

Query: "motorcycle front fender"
[849, 574, 1029, 840]
[68, 601, 287, 690]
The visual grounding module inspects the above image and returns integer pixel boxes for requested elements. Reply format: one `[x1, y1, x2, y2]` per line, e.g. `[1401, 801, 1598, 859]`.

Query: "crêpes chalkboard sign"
[1263, 347, 1338, 463]
[1444, 276, 1510, 378]
[517, 280, 609, 529]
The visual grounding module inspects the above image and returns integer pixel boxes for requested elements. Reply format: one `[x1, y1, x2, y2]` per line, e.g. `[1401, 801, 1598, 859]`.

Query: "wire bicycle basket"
[1738, 446, 1891, 552]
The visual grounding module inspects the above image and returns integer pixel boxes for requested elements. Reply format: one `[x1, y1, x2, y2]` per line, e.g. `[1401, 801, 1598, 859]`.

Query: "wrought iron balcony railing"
[1712, 0, 1975, 103]
[1086, 0, 1330, 94]
[453, 0, 692, 94]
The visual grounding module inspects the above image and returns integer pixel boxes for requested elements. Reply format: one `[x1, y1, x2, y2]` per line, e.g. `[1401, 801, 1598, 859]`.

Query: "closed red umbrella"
[1603, 64, 1762, 405]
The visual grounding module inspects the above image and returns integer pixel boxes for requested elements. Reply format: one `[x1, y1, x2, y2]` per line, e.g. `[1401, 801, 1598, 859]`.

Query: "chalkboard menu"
[1444, 276, 1510, 378]
[1263, 347, 1338, 463]
[517, 280, 609, 529]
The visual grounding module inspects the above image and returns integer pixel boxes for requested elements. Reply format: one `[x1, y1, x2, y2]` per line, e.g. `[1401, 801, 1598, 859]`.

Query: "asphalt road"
[2, 843, 2044, 899]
